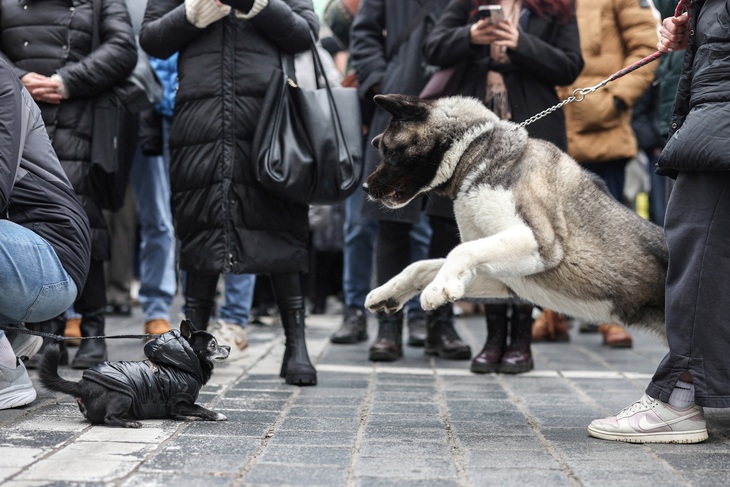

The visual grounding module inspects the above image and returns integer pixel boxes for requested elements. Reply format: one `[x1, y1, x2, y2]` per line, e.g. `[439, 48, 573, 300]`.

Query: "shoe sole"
[498, 361, 534, 374]
[0, 384, 37, 409]
[470, 363, 499, 374]
[424, 347, 472, 361]
[284, 373, 317, 386]
[368, 350, 402, 362]
[407, 337, 426, 347]
[587, 425, 709, 444]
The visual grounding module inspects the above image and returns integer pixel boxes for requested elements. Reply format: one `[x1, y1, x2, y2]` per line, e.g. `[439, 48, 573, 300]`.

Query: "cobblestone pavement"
[2, 302, 730, 487]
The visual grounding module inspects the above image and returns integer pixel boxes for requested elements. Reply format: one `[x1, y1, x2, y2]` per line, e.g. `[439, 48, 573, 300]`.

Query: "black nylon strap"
[0, 324, 159, 342]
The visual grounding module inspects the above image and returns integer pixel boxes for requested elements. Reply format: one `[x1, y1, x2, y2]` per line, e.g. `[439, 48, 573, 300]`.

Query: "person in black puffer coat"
[0, 0, 137, 369]
[140, 0, 320, 386]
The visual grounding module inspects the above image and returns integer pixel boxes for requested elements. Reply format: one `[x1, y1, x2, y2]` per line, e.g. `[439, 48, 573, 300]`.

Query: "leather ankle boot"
[25, 316, 68, 369]
[71, 309, 108, 369]
[368, 311, 403, 362]
[424, 304, 471, 360]
[471, 304, 508, 374]
[498, 304, 534, 374]
[279, 298, 317, 386]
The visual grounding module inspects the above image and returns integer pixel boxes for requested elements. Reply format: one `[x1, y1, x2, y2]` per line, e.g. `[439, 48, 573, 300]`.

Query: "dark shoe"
[279, 298, 317, 386]
[330, 307, 368, 344]
[368, 311, 403, 362]
[71, 310, 108, 369]
[498, 304, 534, 374]
[425, 304, 471, 360]
[531, 309, 570, 342]
[406, 311, 428, 347]
[471, 304, 508, 374]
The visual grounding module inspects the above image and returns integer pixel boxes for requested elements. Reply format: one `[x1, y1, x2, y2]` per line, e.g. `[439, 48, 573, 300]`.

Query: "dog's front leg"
[421, 226, 543, 310]
[171, 402, 227, 422]
[365, 259, 445, 314]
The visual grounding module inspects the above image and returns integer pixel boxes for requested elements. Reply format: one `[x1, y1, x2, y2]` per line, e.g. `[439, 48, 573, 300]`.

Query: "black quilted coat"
[140, 1, 319, 275]
[0, 0, 137, 261]
[83, 330, 205, 419]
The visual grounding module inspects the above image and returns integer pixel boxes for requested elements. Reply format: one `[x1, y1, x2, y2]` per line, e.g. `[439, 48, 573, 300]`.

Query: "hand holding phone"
[477, 5, 506, 25]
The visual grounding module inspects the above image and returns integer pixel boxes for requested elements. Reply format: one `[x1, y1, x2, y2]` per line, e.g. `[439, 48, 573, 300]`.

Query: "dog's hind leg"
[171, 402, 227, 421]
[365, 259, 445, 314]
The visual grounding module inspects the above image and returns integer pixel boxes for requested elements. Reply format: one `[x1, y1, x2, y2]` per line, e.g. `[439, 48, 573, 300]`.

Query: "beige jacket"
[557, 0, 658, 163]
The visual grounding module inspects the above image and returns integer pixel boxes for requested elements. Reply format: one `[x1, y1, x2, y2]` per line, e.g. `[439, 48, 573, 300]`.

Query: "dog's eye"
[209, 340, 216, 349]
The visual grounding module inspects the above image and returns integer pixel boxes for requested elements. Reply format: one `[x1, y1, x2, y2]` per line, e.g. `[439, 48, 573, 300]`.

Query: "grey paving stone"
[183, 420, 272, 437]
[258, 445, 353, 466]
[120, 472, 234, 487]
[139, 435, 259, 475]
[467, 467, 573, 487]
[278, 416, 360, 432]
[266, 430, 357, 447]
[355, 455, 456, 479]
[357, 477, 460, 487]
[243, 463, 348, 486]
[286, 405, 361, 418]
[464, 449, 560, 469]
[360, 440, 452, 458]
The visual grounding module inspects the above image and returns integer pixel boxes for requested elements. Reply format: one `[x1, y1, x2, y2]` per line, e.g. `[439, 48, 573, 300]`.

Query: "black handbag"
[253, 32, 363, 205]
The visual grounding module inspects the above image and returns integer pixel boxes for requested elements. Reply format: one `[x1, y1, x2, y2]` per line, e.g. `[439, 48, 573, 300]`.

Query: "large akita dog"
[363, 94, 667, 337]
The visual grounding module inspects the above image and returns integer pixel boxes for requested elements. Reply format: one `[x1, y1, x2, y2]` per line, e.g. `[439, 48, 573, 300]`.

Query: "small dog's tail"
[38, 342, 84, 397]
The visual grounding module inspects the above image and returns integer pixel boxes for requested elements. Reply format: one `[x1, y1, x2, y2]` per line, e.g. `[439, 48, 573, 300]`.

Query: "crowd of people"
[0, 0, 727, 445]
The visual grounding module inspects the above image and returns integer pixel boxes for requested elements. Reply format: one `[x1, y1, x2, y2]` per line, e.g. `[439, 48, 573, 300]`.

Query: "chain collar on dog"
[0, 323, 160, 342]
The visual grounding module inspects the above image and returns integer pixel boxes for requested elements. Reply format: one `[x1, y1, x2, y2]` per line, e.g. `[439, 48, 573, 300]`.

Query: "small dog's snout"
[362, 182, 370, 194]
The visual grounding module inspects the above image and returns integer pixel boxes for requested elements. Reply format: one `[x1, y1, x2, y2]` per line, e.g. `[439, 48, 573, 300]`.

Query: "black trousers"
[646, 172, 730, 407]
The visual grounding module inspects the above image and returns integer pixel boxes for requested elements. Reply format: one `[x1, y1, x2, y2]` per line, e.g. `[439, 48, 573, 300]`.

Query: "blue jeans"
[342, 187, 431, 312]
[0, 220, 78, 324]
[219, 274, 256, 326]
[130, 117, 176, 322]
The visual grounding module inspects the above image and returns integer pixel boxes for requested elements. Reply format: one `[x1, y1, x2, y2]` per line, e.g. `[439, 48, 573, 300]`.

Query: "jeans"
[342, 187, 431, 312]
[219, 274, 256, 326]
[130, 117, 176, 322]
[0, 220, 77, 324]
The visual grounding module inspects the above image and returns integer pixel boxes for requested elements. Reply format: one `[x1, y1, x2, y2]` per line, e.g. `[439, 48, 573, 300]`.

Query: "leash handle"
[0, 324, 160, 342]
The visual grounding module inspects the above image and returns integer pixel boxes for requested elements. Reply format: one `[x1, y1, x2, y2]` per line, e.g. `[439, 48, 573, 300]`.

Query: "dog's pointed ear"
[371, 133, 383, 149]
[180, 319, 196, 339]
[374, 94, 429, 122]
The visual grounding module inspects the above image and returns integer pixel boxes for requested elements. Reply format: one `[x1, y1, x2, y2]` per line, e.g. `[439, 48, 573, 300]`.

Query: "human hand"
[469, 18, 500, 45]
[21, 72, 62, 104]
[491, 19, 519, 51]
[658, 12, 689, 53]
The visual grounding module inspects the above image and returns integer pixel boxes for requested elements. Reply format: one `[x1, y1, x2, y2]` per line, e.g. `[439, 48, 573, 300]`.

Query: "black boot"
[498, 304, 534, 374]
[425, 304, 471, 360]
[279, 298, 317, 386]
[71, 309, 108, 369]
[407, 310, 428, 347]
[330, 307, 368, 344]
[470, 304, 509, 374]
[25, 316, 68, 369]
[368, 311, 403, 362]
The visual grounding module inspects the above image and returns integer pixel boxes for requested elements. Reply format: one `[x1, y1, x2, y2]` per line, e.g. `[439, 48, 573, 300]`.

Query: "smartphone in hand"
[477, 5, 505, 24]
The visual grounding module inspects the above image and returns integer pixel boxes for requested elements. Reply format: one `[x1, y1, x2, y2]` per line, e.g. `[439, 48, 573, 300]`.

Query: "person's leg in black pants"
[271, 272, 317, 385]
[71, 258, 108, 369]
[184, 273, 219, 331]
[369, 220, 412, 362]
[424, 216, 471, 360]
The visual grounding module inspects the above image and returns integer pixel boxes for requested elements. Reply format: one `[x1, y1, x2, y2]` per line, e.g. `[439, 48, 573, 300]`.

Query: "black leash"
[0, 323, 160, 342]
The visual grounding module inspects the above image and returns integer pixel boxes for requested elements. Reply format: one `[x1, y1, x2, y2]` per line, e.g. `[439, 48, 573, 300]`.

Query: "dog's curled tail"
[38, 342, 84, 397]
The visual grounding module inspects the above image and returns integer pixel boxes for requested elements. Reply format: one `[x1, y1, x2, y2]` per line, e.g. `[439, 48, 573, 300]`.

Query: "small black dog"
[39, 320, 230, 428]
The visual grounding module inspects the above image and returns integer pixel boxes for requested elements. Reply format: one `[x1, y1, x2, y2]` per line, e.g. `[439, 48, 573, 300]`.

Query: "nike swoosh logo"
[637, 412, 700, 431]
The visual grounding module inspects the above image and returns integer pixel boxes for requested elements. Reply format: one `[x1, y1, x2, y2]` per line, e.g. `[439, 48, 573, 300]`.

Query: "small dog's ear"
[371, 133, 383, 149]
[374, 94, 429, 122]
[180, 319, 196, 339]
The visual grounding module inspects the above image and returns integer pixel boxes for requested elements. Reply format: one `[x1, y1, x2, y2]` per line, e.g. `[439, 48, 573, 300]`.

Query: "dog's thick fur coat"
[364, 95, 667, 336]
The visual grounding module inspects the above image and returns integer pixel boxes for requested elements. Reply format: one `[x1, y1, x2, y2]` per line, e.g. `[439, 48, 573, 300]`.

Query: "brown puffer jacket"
[557, 0, 658, 164]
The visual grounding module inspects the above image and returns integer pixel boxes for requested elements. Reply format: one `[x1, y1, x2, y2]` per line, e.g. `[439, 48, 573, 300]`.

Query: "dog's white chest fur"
[455, 185, 546, 277]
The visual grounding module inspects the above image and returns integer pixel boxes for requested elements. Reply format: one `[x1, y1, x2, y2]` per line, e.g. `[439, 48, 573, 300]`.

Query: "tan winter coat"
[557, 0, 658, 163]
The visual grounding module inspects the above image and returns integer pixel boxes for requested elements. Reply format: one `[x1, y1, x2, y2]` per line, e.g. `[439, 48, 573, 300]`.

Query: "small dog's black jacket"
[82, 331, 205, 419]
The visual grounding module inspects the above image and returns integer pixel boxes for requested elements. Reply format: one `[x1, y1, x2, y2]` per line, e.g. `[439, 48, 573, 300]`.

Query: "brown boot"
[531, 309, 570, 342]
[598, 323, 633, 348]
[471, 304, 508, 374]
[64, 317, 81, 347]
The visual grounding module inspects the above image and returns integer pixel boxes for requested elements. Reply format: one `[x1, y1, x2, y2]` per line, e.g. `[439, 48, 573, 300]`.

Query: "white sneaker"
[0, 359, 37, 410]
[588, 394, 708, 444]
[7, 325, 43, 360]
[208, 320, 248, 351]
